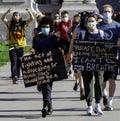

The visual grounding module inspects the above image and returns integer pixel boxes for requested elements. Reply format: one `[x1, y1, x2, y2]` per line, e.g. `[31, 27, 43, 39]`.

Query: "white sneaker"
[69, 73, 74, 78]
[68, 70, 74, 78]
[87, 106, 93, 116]
[94, 106, 103, 115]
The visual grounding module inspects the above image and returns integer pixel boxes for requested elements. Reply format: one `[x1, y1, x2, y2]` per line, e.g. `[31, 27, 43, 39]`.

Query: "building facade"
[37, 0, 120, 18]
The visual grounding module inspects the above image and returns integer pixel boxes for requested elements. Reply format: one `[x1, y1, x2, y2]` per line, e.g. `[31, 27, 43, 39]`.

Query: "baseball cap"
[13, 11, 20, 16]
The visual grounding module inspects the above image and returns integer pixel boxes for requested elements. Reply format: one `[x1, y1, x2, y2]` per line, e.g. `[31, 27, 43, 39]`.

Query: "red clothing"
[57, 20, 71, 41]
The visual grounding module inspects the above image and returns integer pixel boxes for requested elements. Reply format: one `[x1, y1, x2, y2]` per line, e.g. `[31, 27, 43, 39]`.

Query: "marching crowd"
[1, 4, 120, 118]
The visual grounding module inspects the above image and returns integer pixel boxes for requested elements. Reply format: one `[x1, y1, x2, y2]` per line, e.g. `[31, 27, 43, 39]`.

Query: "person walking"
[56, 10, 72, 74]
[69, 13, 104, 115]
[30, 17, 62, 118]
[1, 8, 34, 84]
[67, 14, 85, 100]
[98, 4, 120, 111]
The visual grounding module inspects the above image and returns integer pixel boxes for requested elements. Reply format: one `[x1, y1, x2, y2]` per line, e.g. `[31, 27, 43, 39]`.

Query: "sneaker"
[42, 106, 48, 118]
[103, 96, 108, 106]
[47, 102, 53, 115]
[80, 89, 85, 100]
[87, 106, 93, 116]
[12, 76, 18, 84]
[104, 104, 113, 111]
[9, 76, 12, 78]
[94, 106, 103, 115]
[69, 73, 74, 78]
[37, 85, 42, 92]
[80, 94, 85, 100]
[68, 70, 73, 78]
[73, 83, 78, 91]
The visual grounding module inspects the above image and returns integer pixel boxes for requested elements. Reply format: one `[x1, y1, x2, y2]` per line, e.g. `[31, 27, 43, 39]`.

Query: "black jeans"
[81, 71, 104, 106]
[9, 48, 24, 78]
[41, 82, 53, 104]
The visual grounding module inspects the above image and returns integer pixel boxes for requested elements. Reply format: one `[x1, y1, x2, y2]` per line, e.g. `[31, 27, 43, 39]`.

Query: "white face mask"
[62, 17, 69, 22]
[87, 22, 96, 29]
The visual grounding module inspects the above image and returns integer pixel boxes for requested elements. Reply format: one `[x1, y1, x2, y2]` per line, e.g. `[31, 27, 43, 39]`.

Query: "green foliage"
[24, 46, 31, 53]
[0, 42, 9, 67]
[0, 42, 31, 67]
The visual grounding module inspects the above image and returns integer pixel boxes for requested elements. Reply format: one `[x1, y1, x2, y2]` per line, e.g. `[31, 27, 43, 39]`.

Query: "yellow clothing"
[8, 21, 28, 48]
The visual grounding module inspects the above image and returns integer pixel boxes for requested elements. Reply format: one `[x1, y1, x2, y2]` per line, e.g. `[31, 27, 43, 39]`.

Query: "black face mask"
[72, 22, 79, 30]
[73, 22, 79, 26]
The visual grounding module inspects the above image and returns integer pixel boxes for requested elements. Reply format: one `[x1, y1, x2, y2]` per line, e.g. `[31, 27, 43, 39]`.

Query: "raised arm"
[66, 27, 78, 63]
[68, 28, 78, 54]
[1, 8, 12, 26]
[25, 7, 34, 24]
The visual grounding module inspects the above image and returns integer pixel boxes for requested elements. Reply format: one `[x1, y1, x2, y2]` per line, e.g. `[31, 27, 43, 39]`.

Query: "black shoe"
[104, 105, 113, 111]
[73, 83, 78, 91]
[12, 76, 18, 84]
[103, 96, 108, 106]
[80, 94, 85, 100]
[42, 106, 48, 118]
[47, 102, 53, 115]
[9, 76, 12, 78]
[37, 85, 42, 92]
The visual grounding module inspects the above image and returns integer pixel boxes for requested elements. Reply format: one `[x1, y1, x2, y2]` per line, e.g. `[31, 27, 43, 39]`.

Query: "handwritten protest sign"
[73, 39, 117, 71]
[20, 49, 68, 87]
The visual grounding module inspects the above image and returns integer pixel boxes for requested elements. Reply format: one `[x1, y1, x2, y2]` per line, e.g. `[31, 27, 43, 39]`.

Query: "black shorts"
[60, 39, 70, 55]
[104, 71, 118, 82]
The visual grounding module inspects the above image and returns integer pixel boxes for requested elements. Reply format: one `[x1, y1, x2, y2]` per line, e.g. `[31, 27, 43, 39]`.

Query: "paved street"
[0, 62, 120, 121]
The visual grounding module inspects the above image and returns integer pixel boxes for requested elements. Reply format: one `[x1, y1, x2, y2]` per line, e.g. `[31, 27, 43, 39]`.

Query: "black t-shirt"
[32, 33, 60, 53]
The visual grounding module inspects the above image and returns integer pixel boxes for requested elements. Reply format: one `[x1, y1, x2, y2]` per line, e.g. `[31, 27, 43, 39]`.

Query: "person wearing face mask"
[66, 14, 80, 78]
[68, 13, 104, 116]
[30, 17, 61, 118]
[56, 10, 72, 71]
[53, 14, 61, 33]
[67, 14, 85, 100]
[98, 4, 120, 111]
[32, 12, 45, 37]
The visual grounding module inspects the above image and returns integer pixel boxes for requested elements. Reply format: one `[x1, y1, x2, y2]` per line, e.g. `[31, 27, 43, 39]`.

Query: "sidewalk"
[0, 62, 120, 121]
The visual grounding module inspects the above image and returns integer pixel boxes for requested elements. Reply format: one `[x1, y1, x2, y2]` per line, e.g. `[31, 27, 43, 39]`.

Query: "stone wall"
[95, 0, 120, 13]
[60, 0, 120, 18]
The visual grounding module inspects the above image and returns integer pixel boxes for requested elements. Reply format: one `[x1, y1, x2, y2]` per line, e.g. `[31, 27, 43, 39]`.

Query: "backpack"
[77, 28, 104, 40]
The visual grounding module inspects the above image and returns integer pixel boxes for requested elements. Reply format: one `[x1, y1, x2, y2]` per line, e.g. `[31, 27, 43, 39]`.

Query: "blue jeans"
[9, 48, 24, 78]
[41, 82, 53, 103]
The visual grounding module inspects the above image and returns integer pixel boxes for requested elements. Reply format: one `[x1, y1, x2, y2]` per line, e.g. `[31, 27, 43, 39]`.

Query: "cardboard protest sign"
[73, 39, 118, 71]
[20, 49, 68, 87]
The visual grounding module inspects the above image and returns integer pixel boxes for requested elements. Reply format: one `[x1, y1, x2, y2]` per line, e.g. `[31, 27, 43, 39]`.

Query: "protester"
[79, 11, 90, 30]
[32, 12, 45, 38]
[67, 14, 85, 100]
[30, 12, 45, 91]
[98, 4, 120, 111]
[69, 13, 104, 115]
[30, 17, 61, 118]
[53, 14, 61, 34]
[56, 10, 72, 74]
[1, 8, 34, 84]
